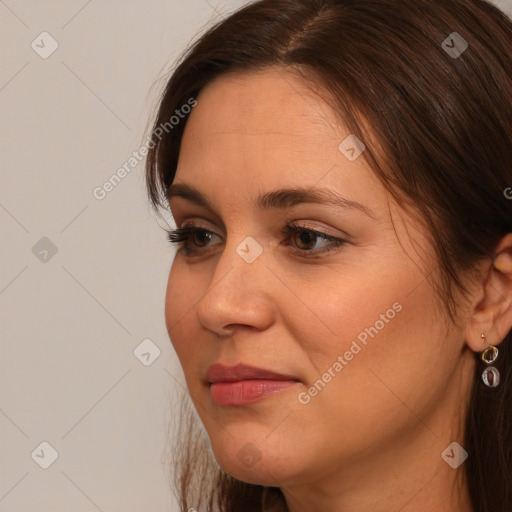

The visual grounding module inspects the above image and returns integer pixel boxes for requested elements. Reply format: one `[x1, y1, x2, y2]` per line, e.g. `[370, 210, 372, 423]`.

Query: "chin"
[208, 431, 301, 486]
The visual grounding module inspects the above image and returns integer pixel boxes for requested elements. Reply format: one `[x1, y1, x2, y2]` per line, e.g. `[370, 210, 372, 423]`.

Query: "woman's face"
[165, 67, 474, 498]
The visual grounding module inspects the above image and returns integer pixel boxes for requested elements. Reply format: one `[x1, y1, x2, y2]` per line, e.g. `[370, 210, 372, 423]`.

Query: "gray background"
[1, 0, 511, 511]
[0, 1, 250, 511]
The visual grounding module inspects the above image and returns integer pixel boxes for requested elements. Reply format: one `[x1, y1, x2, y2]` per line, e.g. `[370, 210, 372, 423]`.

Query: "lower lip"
[209, 379, 299, 406]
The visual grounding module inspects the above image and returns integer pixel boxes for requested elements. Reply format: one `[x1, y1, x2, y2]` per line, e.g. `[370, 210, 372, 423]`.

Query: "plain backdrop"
[1, 1, 511, 511]
[0, 1, 251, 511]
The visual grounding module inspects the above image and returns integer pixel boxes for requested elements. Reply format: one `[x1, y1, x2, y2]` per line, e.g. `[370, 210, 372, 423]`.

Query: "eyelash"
[166, 222, 347, 258]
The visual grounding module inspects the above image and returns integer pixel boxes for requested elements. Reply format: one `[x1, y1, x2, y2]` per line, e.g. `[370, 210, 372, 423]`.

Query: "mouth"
[205, 363, 301, 406]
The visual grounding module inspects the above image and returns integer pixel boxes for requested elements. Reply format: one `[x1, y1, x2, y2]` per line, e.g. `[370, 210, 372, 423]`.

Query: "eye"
[281, 222, 346, 256]
[165, 222, 347, 257]
[166, 225, 221, 254]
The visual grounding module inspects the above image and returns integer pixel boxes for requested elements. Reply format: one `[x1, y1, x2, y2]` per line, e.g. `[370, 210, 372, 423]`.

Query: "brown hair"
[146, 1, 512, 510]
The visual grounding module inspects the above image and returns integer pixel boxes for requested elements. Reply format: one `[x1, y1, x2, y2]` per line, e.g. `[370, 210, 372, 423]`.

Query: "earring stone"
[481, 345, 499, 364]
[482, 366, 500, 387]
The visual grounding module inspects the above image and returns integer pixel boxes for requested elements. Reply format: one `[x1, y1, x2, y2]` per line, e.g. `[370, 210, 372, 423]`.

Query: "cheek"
[291, 271, 447, 431]
[284, 257, 444, 391]
[164, 260, 202, 367]
[277, 263, 409, 365]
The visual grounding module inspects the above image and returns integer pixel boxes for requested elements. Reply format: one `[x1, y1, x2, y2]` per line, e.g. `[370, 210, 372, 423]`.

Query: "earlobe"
[465, 302, 512, 352]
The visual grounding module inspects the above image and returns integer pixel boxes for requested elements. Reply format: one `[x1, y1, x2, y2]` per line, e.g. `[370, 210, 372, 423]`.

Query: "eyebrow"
[167, 183, 376, 219]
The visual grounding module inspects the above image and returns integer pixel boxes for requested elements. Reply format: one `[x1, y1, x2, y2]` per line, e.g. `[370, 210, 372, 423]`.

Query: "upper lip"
[205, 363, 299, 384]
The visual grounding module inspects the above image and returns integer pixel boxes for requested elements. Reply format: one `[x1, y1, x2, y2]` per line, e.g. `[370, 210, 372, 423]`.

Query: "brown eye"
[293, 230, 318, 250]
[282, 223, 347, 257]
[166, 226, 221, 255]
[192, 230, 213, 247]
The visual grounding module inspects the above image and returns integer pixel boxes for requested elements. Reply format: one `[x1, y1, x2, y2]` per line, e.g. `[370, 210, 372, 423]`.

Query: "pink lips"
[205, 363, 300, 406]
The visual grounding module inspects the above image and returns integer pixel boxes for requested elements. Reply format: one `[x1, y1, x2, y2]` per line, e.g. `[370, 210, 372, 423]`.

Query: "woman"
[145, 0, 512, 510]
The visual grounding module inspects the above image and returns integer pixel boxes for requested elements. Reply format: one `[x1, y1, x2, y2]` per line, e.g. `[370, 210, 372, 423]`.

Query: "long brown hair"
[146, 1, 512, 510]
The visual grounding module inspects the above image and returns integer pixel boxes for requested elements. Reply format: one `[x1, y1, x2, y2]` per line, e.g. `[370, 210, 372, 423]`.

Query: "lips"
[204, 363, 301, 406]
[204, 362, 299, 384]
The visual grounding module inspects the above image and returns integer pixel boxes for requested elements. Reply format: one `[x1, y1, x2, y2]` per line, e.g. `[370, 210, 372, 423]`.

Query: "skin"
[164, 66, 512, 512]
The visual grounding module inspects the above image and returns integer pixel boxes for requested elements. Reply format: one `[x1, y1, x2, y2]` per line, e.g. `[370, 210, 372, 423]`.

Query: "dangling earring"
[479, 333, 500, 388]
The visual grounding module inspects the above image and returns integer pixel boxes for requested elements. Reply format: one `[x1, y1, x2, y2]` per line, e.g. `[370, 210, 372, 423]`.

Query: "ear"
[465, 233, 512, 352]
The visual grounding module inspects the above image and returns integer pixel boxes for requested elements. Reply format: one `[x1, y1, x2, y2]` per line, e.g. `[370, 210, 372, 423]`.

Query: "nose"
[194, 237, 275, 337]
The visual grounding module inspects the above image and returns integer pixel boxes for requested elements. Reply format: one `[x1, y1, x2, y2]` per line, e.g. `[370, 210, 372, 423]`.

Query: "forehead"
[183, 67, 350, 159]
[174, 67, 378, 197]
